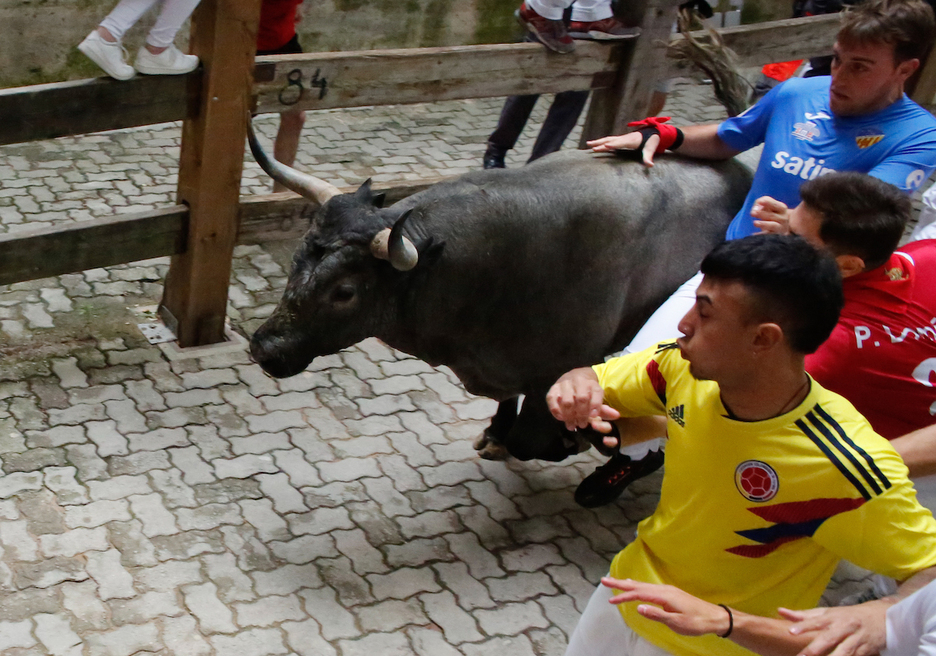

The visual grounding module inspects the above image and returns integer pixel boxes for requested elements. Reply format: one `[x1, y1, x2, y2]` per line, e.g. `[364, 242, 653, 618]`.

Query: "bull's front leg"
[473, 397, 518, 460]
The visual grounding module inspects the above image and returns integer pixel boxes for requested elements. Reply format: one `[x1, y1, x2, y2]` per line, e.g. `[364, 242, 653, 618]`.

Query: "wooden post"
[911, 45, 936, 107]
[159, 0, 262, 347]
[580, 0, 682, 144]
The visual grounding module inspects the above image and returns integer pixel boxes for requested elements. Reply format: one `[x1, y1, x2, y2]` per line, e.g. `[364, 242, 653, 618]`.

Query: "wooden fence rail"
[0, 14, 840, 147]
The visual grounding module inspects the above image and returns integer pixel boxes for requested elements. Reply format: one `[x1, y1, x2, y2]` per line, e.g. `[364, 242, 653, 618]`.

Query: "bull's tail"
[667, 9, 752, 117]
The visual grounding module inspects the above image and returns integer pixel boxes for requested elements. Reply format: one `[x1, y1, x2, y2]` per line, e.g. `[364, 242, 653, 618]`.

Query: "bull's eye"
[331, 284, 356, 303]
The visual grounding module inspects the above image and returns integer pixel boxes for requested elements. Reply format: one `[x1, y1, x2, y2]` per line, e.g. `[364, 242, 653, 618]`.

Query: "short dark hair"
[799, 172, 910, 270]
[838, 0, 936, 63]
[700, 235, 844, 354]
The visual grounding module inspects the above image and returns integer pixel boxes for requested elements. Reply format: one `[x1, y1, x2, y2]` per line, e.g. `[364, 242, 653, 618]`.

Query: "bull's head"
[246, 116, 429, 378]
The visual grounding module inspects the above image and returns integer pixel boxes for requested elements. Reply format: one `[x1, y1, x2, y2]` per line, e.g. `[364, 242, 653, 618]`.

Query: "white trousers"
[527, 0, 614, 21]
[99, 0, 201, 48]
[883, 579, 936, 656]
[910, 184, 936, 242]
[610, 272, 702, 459]
[564, 581, 675, 656]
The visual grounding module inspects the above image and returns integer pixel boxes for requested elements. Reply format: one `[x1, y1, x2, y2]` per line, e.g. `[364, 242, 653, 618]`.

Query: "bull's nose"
[249, 334, 297, 378]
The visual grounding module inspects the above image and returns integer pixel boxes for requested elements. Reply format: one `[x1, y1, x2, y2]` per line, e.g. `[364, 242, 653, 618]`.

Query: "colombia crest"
[735, 460, 779, 502]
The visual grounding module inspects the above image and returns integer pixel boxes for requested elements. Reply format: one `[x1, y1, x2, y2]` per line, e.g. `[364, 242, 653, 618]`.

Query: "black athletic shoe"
[574, 449, 665, 508]
[482, 148, 506, 169]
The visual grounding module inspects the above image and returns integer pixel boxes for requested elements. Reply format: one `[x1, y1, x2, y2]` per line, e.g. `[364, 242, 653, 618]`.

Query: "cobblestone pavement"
[0, 78, 879, 655]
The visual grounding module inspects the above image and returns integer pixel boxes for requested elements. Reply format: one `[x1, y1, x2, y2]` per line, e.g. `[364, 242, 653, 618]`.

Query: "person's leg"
[567, 0, 639, 38]
[520, 0, 576, 52]
[272, 108, 307, 192]
[568, 0, 614, 22]
[527, 0, 576, 20]
[485, 94, 540, 168]
[565, 582, 674, 656]
[910, 183, 936, 242]
[98, 0, 160, 43]
[527, 89, 589, 162]
[79, 0, 157, 80]
[146, 0, 201, 49]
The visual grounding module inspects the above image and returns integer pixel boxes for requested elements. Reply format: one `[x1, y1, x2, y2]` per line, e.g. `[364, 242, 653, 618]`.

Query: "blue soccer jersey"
[717, 76, 936, 240]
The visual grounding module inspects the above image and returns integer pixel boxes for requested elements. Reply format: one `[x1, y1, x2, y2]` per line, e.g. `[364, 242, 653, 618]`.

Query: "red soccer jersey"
[806, 240, 936, 439]
[257, 0, 303, 52]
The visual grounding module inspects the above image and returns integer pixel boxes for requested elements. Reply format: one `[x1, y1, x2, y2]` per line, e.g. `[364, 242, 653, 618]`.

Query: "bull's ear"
[371, 192, 386, 208]
[354, 179, 374, 202]
[420, 237, 446, 267]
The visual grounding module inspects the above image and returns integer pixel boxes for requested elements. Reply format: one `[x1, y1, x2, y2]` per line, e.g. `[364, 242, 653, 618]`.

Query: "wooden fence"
[0, 0, 896, 346]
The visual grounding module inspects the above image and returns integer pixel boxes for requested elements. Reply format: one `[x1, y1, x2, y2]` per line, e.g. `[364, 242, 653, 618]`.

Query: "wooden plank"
[253, 41, 625, 115]
[0, 179, 439, 286]
[0, 207, 186, 286]
[159, 0, 262, 347]
[0, 74, 196, 147]
[670, 13, 840, 72]
[912, 45, 936, 107]
[237, 176, 447, 244]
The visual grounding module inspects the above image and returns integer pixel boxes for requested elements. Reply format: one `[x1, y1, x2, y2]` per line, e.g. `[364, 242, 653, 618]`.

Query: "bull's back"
[390, 151, 752, 396]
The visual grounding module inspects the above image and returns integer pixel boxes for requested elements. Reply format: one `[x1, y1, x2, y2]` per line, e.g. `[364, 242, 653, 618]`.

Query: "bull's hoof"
[473, 432, 510, 460]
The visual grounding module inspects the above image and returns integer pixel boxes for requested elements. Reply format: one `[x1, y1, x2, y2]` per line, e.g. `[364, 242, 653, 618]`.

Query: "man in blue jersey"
[574, 0, 936, 508]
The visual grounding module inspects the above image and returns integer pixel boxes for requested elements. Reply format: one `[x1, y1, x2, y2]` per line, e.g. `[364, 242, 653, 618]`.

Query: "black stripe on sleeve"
[806, 412, 882, 496]
[796, 418, 871, 501]
[806, 411, 883, 496]
[813, 404, 891, 490]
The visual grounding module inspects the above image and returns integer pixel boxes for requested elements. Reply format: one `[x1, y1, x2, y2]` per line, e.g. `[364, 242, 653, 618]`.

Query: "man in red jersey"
[754, 172, 936, 442]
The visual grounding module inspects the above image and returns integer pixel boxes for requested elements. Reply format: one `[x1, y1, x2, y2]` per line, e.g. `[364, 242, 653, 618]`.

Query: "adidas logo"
[668, 404, 685, 427]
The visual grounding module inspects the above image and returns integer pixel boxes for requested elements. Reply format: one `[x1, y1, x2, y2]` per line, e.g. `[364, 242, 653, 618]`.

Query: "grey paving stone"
[336, 631, 412, 656]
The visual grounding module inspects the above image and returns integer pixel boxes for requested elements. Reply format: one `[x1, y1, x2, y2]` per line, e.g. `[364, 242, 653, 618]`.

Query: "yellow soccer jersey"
[594, 342, 936, 656]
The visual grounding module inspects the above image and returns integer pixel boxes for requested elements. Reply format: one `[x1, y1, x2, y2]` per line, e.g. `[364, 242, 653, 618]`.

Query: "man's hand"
[546, 367, 620, 432]
[588, 132, 661, 167]
[752, 196, 791, 235]
[778, 598, 892, 656]
[602, 577, 731, 637]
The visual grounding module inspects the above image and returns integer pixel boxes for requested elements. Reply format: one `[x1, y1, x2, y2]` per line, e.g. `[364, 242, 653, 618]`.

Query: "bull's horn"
[246, 113, 341, 205]
[369, 210, 418, 271]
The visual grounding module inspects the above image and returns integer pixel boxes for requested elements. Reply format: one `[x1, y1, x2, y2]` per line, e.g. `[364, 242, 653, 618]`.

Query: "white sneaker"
[78, 30, 135, 81]
[134, 44, 199, 75]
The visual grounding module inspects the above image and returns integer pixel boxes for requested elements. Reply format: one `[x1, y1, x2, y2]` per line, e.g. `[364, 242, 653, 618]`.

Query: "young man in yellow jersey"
[547, 234, 936, 656]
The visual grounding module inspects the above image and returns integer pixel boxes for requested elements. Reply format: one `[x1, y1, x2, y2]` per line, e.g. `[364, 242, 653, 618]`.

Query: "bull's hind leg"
[501, 391, 581, 462]
[473, 397, 518, 460]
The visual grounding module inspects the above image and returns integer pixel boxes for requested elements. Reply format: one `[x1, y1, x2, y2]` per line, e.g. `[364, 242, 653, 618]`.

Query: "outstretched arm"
[601, 578, 812, 656]
[588, 124, 740, 167]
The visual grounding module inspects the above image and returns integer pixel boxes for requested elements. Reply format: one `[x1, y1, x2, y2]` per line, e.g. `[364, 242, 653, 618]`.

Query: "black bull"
[249, 144, 752, 461]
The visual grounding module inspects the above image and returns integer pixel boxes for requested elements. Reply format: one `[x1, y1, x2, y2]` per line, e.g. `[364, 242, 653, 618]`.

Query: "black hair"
[799, 172, 909, 270]
[700, 235, 844, 354]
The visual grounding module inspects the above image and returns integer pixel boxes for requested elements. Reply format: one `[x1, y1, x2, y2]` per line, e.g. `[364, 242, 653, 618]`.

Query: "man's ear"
[753, 322, 784, 353]
[835, 253, 866, 279]
[897, 57, 920, 82]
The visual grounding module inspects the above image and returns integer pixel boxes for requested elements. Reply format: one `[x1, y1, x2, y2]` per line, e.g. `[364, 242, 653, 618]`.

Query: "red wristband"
[627, 116, 684, 153]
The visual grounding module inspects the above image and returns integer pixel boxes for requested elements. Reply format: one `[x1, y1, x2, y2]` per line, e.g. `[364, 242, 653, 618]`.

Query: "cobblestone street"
[0, 78, 881, 655]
